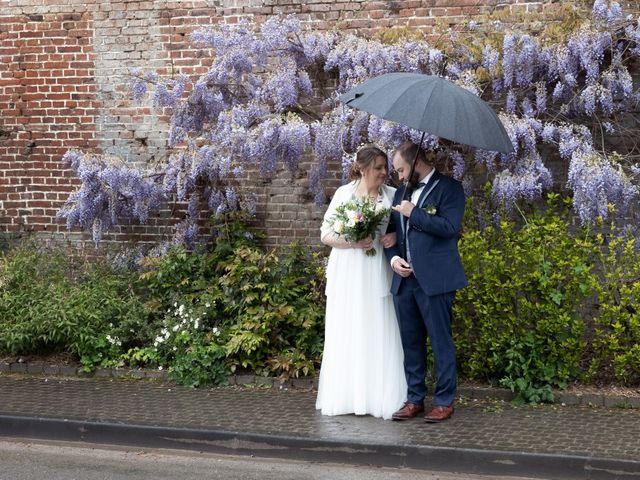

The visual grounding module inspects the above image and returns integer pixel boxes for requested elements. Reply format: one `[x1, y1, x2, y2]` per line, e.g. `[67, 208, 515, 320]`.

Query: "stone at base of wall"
[1, 360, 639, 408]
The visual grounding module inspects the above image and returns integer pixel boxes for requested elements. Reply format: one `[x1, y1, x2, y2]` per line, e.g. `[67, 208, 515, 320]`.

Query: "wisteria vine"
[60, 0, 640, 246]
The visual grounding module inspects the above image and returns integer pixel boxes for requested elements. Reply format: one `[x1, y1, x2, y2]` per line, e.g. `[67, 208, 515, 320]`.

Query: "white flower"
[172, 324, 180, 332]
[158, 366, 163, 371]
[205, 302, 211, 308]
[333, 219, 345, 233]
[375, 203, 386, 213]
[212, 327, 220, 337]
[346, 209, 359, 222]
[194, 319, 200, 329]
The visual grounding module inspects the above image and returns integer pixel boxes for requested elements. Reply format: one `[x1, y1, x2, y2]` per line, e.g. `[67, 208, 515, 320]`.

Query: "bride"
[315, 145, 407, 420]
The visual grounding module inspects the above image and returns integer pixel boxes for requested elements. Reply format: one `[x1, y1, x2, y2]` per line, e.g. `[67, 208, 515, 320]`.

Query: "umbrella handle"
[400, 131, 426, 201]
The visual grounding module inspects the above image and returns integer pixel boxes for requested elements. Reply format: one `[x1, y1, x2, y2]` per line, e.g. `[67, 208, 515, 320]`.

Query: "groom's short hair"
[395, 141, 430, 166]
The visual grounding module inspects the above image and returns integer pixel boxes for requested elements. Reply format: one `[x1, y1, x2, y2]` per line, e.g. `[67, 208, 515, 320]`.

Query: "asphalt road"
[0, 439, 545, 480]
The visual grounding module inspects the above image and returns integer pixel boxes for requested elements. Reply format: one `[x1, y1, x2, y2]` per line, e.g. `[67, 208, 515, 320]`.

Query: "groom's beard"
[393, 171, 420, 188]
[407, 171, 421, 189]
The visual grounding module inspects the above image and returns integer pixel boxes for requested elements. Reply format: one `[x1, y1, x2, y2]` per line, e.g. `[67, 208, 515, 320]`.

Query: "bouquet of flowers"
[327, 196, 390, 256]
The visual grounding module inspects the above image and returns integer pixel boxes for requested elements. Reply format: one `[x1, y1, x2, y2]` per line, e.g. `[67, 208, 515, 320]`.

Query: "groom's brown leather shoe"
[424, 404, 454, 423]
[392, 402, 424, 421]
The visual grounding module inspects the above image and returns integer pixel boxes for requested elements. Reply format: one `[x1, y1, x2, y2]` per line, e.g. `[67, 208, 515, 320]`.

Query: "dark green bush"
[0, 242, 147, 371]
[134, 213, 326, 384]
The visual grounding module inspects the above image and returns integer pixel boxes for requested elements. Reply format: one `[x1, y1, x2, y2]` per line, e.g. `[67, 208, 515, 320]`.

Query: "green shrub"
[134, 213, 326, 384]
[454, 195, 598, 402]
[0, 242, 147, 371]
[588, 231, 640, 385]
[218, 242, 325, 378]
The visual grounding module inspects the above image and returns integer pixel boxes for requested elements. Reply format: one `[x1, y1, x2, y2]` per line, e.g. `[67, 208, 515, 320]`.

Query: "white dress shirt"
[390, 168, 435, 268]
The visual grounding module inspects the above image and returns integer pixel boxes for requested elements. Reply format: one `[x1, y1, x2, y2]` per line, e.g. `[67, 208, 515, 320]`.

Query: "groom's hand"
[392, 200, 415, 218]
[391, 258, 413, 277]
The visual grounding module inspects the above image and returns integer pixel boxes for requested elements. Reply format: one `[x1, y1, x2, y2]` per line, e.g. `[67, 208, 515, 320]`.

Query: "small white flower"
[172, 324, 180, 332]
[158, 366, 163, 371]
[205, 302, 211, 308]
[333, 219, 345, 234]
[173, 346, 177, 351]
[194, 319, 200, 329]
[212, 327, 220, 337]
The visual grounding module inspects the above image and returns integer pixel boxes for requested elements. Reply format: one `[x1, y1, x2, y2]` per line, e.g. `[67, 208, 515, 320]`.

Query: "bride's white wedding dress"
[315, 181, 407, 420]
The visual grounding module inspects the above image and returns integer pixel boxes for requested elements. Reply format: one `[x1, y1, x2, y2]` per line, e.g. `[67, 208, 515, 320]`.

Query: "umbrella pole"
[400, 131, 426, 201]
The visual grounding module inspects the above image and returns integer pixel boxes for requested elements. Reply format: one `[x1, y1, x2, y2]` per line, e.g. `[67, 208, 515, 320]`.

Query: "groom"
[384, 141, 467, 423]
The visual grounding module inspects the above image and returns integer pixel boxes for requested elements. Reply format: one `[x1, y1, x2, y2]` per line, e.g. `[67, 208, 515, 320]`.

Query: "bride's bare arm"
[321, 233, 373, 250]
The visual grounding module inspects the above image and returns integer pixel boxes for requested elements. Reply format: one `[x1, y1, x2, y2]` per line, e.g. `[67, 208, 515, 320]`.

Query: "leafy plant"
[587, 227, 640, 385]
[454, 194, 599, 402]
[0, 241, 147, 371]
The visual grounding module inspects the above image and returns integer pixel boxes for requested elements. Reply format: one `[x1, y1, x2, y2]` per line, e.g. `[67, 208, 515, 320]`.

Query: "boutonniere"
[424, 204, 437, 215]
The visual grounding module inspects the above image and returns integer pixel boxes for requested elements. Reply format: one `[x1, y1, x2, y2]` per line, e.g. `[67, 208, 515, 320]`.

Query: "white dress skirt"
[315, 182, 407, 420]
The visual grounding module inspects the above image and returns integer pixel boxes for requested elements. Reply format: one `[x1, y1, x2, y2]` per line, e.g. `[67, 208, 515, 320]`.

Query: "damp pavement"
[0, 374, 639, 480]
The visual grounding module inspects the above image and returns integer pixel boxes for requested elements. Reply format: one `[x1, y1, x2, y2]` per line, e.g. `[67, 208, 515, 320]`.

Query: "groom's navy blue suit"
[384, 170, 467, 407]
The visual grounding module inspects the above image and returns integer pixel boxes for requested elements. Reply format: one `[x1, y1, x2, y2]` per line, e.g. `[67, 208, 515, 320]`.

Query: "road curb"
[0, 414, 638, 480]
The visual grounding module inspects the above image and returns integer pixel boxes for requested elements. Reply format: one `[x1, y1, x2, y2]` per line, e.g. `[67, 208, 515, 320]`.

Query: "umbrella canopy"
[338, 72, 514, 154]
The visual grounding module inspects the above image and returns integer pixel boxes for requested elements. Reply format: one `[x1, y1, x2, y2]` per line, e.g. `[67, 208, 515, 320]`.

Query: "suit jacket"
[384, 170, 468, 296]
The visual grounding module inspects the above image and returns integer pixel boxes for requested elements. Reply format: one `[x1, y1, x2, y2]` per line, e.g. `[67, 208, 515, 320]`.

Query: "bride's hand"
[380, 232, 396, 248]
[353, 236, 373, 250]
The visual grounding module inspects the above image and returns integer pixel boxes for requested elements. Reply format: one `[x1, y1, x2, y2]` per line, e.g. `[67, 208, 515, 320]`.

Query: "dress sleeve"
[320, 185, 348, 241]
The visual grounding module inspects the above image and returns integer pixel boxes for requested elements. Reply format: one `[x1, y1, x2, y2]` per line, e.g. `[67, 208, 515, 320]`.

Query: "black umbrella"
[339, 72, 513, 153]
[338, 72, 514, 196]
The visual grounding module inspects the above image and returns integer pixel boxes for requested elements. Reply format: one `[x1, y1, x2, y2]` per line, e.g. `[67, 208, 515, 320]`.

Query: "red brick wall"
[0, 0, 628, 251]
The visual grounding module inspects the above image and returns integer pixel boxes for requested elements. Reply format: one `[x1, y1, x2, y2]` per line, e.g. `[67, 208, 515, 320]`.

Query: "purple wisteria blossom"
[568, 151, 638, 223]
[60, 5, 640, 247]
[58, 151, 166, 244]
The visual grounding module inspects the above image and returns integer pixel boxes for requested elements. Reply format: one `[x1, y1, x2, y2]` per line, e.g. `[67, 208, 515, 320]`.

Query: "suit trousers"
[392, 274, 457, 406]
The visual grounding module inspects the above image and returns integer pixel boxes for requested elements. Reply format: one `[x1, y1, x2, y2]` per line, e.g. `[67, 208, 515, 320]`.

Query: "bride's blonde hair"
[349, 145, 388, 180]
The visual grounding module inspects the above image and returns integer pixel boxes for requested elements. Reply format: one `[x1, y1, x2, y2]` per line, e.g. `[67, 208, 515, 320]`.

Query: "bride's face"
[362, 156, 388, 189]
